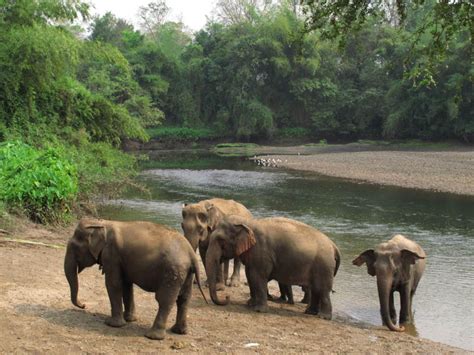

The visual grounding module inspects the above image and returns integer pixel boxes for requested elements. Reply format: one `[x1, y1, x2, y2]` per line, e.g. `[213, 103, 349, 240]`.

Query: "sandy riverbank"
[258, 150, 474, 196]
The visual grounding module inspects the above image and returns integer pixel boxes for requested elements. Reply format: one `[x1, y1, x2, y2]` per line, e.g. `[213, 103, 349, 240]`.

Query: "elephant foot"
[124, 313, 137, 322]
[170, 323, 188, 335]
[216, 282, 225, 291]
[226, 277, 240, 287]
[251, 304, 269, 313]
[301, 295, 310, 304]
[105, 316, 126, 328]
[272, 296, 287, 304]
[317, 312, 332, 320]
[247, 298, 257, 307]
[287, 299, 295, 305]
[304, 307, 319, 316]
[145, 328, 166, 340]
[267, 293, 277, 301]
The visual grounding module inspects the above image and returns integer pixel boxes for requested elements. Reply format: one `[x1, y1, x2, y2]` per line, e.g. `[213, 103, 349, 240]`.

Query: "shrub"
[0, 141, 78, 223]
[276, 127, 311, 139]
[146, 126, 217, 142]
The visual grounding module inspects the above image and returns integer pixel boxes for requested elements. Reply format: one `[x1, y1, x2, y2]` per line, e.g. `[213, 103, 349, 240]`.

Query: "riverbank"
[255, 148, 474, 196]
[0, 220, 469, 353]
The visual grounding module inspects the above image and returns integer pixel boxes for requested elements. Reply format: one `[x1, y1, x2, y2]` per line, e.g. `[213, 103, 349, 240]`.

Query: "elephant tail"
[334, 246, 341, 277]
[191, 254, 209, 305]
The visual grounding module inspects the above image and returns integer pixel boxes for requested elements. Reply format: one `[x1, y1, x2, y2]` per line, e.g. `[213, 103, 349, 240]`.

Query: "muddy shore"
[257, 149, 474, 196]
[0, 220, 468, 353]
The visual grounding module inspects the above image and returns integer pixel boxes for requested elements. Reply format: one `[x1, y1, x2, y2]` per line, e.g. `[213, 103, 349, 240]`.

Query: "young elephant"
[206, 216, 341, 319]
[352, 234, 426, 332]
[64, 218, 207, 340]
[181, 198, 253, 289]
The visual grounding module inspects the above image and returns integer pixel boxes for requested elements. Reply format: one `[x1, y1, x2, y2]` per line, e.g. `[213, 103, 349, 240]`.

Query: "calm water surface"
[100, 151, 474, 350]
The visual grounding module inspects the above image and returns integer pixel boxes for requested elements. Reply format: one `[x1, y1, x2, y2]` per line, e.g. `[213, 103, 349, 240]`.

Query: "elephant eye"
[197, 212, 207, 223]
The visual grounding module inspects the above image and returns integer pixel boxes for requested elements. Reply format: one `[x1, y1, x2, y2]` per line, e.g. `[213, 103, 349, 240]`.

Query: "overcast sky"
[89, 0, 216, 31]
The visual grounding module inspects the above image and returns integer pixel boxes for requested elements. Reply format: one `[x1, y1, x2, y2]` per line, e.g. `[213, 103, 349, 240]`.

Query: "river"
[99, 150, 474, 350]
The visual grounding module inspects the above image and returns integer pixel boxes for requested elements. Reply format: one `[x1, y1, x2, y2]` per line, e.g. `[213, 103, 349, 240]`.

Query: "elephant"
[352, 234, 426, 332]
[205, 215, 341, 319]
[181, 198, 253, 289]
[64, 218, 207, 340]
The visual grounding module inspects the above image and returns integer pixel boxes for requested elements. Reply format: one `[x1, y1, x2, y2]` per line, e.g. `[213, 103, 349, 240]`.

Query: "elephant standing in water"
[206, 216, 341, 319]
[64, 218, 207, 340]
[181, 198, 252, 289]
[353, 234, 426, 332]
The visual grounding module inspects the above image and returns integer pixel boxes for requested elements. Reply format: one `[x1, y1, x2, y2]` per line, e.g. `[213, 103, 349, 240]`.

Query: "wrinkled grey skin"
[181, 198, 252, 289]
[64, 218, 207, 340]
[353, 234, 426, 332]
[206, 216, 341, 319]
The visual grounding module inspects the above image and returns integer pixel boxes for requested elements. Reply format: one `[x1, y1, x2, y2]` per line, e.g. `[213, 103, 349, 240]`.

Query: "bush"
[0, 141, 78, 223]
[276, 127, 311, 139]
[146, 126, 217, 142]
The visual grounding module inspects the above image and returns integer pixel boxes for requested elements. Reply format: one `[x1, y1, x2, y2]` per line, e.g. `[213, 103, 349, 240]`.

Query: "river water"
[100, 151, 474, 350]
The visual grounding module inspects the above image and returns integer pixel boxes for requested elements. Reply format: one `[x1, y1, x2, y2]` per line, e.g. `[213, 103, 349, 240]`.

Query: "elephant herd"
[64, 198, 426, 340]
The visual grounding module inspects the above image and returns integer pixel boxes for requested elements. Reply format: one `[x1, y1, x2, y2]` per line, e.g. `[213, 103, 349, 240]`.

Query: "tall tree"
[300, 0, 472, 84]
[138, 0, 170, 39]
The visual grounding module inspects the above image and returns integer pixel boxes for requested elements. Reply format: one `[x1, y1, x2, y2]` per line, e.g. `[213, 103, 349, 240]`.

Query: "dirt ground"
[0, 220, 467, 354]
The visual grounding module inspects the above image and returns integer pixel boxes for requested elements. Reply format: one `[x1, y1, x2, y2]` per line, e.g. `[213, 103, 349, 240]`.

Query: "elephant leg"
[146, 287, 180, 340]
[277, 283, 288, 303]
[301, 286, 310, 304]
[399, 285, 412, 324]
[246, 268, 268, 313]
[123, 280, 137, 322]
[306, 268, 333, 319]
[104, 271, 126, 327]
[286, 285, 294, 304]
[389, 290, 396, 325]
[305, 286, 320, 315]
[197, 244, 207, 285]
[171, 273, 193, 335]
[228, 258, 241, 287]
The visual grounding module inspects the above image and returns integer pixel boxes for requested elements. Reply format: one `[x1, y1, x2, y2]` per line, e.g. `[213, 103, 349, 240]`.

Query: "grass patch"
[212, 142, 261, 157]
[214, 143, 260, 148]
[146, 127, 218, 142]
[304, 139, 328, 146]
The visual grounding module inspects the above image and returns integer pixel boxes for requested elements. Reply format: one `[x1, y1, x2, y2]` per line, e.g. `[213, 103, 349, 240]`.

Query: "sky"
[89, 0, 216, 32]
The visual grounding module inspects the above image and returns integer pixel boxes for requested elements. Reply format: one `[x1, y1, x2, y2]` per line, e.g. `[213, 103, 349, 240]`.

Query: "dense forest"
[0, 0, 471, 222]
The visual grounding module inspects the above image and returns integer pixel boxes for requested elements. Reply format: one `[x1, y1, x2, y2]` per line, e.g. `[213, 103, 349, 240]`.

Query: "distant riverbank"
[257, 150, 474, 196]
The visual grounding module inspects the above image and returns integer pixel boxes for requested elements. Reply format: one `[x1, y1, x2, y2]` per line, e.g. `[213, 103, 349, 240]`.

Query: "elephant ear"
[234, 224, 256, 257]
[86, 225, 107, 260]
[401, 249, 425, 265]
[206, 204, 224, 231]
[352, 249, 376, 276]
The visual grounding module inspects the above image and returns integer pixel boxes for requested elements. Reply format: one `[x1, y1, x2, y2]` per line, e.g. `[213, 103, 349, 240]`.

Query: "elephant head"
[206, 216, 256, 305]
[64, 219, 107, 309]
[352, 243, 424, 332]
[181, 202, 224, 250]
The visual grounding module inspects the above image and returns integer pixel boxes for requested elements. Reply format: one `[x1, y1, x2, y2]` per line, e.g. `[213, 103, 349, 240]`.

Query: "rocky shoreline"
[257, 150, 474, 196]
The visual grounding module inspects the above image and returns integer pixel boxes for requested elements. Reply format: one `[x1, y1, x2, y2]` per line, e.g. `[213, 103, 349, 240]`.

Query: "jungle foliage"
[0, 0, 471, 222]
[88, 0, 471, 142]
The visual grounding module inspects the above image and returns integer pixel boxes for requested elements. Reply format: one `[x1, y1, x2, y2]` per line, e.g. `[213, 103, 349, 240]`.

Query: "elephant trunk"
[205, 241, 229, 306]
[64, 243, 85, 309]
[377, 274, 404, 332]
